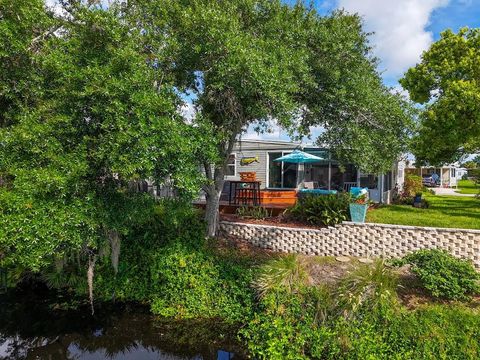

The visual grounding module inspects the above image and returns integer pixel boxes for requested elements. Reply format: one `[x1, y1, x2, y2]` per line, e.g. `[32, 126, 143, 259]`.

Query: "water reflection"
[0, 289, 241, 360]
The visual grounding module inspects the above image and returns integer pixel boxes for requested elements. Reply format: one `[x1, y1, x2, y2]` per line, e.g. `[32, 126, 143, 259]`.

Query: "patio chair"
[343, 182, 357, 192]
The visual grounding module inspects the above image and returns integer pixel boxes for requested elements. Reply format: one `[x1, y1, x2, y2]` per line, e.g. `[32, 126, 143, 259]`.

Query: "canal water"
[0, 287, 244, 360]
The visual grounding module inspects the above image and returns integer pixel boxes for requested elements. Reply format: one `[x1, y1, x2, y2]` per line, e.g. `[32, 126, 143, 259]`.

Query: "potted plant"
[349, 188, 369, 223]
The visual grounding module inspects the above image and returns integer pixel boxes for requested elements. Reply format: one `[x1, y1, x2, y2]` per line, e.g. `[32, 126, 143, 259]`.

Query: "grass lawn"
[456, 179, 480, 194]
[367, 194, 480, 230]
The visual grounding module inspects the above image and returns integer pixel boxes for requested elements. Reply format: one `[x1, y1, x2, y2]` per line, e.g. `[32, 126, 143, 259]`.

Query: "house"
[404, 161, 467, 188]
[223, 139, 401, 205]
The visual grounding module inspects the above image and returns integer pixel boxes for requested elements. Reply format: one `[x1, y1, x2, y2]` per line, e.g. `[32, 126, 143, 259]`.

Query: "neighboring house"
[224, 139, 400, 204]
[404, 161, 467, 188]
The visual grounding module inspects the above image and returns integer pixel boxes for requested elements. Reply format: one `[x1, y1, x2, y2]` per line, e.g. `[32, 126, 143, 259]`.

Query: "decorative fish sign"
[240, 156, 259, 166]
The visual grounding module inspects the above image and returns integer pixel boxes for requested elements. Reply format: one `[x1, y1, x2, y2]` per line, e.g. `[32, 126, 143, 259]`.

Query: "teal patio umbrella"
[274, 150, 324, 187]
[274, 149, 324, 164]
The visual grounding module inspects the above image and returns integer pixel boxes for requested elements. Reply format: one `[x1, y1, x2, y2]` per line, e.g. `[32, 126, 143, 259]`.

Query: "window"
[226, 154, 236, 176]
[268, 152, 298, 188]
[451, 168, 456, 178]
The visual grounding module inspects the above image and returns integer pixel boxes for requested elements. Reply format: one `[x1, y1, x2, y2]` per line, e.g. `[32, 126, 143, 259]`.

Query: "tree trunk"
[204, 165, 226, 238]
[203, 130, 238, 238]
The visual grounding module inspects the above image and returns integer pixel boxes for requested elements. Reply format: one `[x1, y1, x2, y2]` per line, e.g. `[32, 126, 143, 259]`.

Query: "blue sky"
[283, 0, 480, 88]
[244, 0, 480, 141]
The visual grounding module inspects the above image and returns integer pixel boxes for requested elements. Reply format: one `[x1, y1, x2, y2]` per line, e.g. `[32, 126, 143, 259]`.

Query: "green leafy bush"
[242, 286, 480, 359]
[240, 287, 336, 359]
[149, 240, 254, 322]
[287, 193, 351, 226]
[90, 200, 255, 322]
[333, 304, 480, 360]
[401, 249, 480, 300]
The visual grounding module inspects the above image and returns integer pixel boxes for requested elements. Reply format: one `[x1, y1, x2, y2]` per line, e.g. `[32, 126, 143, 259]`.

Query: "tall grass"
[253, 254, 310, 298]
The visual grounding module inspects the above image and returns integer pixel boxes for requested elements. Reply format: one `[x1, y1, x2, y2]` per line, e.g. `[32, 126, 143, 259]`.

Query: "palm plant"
[337, 259, 398, 319]
[253, 254, 310, 299]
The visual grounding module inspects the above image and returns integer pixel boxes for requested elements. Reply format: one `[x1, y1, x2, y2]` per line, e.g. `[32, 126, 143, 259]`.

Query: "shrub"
[337, 260, 398, 318]
[403, 174, 423, 197]
[401, 249, 480, 300]
[287, 193, 351, 226]
[236, 206, 272, 220]
[242, 288, 480, 359]
[149, 240, 254, 322]
[392, 194, 413, 205]
[333, 304, 480, 360]
[253, 254, 309, 298]
[90, 200, 255, 322]
[240, 287, 336, 359]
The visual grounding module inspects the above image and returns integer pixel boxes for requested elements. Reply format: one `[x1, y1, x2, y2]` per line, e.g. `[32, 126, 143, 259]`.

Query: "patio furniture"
[274, 149, 324, 188]
[343, 182, 357, 192]
[229, 180, 261, 206]
[298, 189, 337, 196]
[239, 171, 257, 182]
[303, 181, 319, 189]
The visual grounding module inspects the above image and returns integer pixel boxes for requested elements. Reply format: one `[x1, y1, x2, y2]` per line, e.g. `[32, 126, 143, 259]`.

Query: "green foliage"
[287, 193, 351, 226]
[0, 0, 52, 127]
[403, 174, 423, 197]
[253, 254, 309, 299]
[0, 2, 201, 274]
[470, 168, 480, 183]
[236, 206, 272, 220]
[462, 161, 478, 170]
[89, 201, 255, 323]
[149, 240, 254, 321]
[401, 249, 480, 300]
[401, 28, 480, 164]
[337, 260, 398, 318]
[333, 304, 480, 360]
[240, 287, 335, 360]
[242, 284, 480, 359]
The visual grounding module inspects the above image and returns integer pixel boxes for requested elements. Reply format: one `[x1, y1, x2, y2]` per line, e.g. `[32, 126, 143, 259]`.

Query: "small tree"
[400, 28, 480, 165]
[130, 1, 413, 236]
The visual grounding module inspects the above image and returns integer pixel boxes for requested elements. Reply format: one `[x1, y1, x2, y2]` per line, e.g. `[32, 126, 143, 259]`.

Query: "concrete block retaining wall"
[219, 221, 480, 267]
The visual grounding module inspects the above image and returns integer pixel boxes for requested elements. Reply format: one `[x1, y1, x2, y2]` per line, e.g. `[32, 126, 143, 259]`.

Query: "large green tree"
[0, 0, 52, 127]
[0, 0, 198, 308]
[400, 28, 480, 165]
[129, 0, 412, 236]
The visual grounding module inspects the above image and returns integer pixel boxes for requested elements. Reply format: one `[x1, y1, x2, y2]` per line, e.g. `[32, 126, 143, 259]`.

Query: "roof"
[238, 139, 302, 146]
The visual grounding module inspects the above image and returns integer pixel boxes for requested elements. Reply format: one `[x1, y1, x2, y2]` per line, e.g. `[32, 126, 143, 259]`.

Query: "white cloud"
[178, 102, 196, 123]
[44, 0, 113, 15]
[337, 0, 449, 78]
[243, 120, 283, 140]
[390, 84, 410, 99]
[44, 0, 65, 16]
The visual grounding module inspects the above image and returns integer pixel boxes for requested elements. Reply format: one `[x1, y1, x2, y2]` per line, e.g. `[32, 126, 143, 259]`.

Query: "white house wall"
[230, 140, 299, 188]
